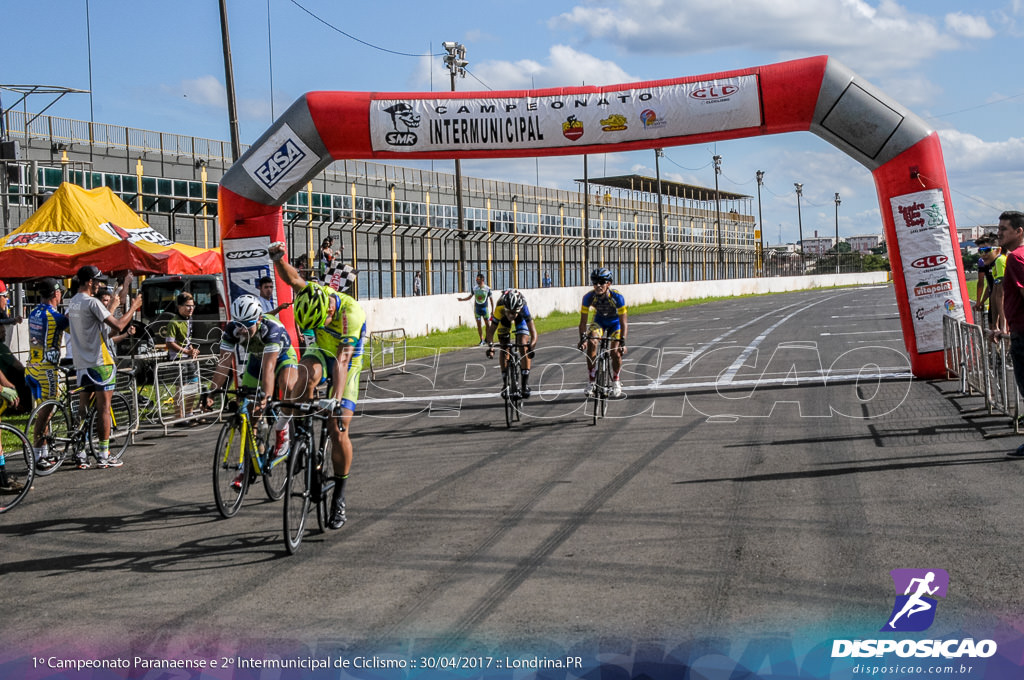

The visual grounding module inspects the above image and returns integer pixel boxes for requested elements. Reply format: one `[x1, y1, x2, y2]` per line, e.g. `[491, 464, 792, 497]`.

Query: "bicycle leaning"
[279, 398, 339, 555]
[210, 389, 288, 519]
[27, 366, 134, 473]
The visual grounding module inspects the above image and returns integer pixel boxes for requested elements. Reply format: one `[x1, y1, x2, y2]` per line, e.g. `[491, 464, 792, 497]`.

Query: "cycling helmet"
[231, 294, 263, 325]
[590, 267, 613, 285]
[500, 289, 526, 314]
[293, 283, 331, 330]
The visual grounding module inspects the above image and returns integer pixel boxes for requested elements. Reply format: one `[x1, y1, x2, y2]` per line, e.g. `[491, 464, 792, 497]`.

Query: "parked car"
[130, 274, 227, 356]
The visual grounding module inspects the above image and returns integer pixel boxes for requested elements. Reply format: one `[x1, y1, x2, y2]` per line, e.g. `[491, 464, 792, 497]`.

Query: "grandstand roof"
[575, 174, 751, 202]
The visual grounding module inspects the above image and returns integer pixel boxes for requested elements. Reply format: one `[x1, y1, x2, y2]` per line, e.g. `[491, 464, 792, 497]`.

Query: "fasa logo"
[911, 254, 948, 269]
[690, 84, 738, 100]
[226, 249, 268, 260]
[254, 139, 306, 189]
[881, 568, 948, 632]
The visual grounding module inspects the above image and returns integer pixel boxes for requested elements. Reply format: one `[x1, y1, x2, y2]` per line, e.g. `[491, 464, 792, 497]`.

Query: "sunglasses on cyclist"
[978, 246, 994, 253]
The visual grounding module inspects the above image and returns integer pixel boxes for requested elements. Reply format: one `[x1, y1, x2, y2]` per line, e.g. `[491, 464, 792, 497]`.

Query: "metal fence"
[942, 314, 1020, 431]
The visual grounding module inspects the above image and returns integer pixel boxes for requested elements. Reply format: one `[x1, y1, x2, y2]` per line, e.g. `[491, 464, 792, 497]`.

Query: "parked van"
[136, 274, 227, 354]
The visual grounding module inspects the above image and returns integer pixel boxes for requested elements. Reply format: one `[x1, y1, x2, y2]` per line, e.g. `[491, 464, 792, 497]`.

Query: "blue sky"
[4, 0, 1022, 245]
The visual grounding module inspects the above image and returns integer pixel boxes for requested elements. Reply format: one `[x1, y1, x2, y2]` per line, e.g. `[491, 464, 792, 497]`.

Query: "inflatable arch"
[218, 55, 969, 379]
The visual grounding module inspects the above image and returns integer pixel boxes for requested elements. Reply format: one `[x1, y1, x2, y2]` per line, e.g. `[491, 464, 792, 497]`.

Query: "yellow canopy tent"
[0, 183, 222, 280]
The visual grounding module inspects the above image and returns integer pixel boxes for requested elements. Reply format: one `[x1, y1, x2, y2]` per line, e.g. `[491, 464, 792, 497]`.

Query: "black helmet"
[590, 267, 613, 285]
[500, 289, 526, 314]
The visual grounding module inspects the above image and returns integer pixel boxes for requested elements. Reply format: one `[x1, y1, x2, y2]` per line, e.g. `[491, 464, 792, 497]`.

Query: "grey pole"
[218, 0, 242, 161]
[794, 183, 805, 274]
[655, 149, 666, 281]
[443, 42, 468, 291]
[834, 192, 842, 274]
[713, 155, 723, 278]
[756, 170, 764, 277]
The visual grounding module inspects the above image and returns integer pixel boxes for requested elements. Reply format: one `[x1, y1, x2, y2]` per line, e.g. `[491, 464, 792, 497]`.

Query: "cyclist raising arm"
[205, 294, 299, 460]
[484, 289, 538, 399]
[270, 242, 366, 530]
[579, 268, 628, 397]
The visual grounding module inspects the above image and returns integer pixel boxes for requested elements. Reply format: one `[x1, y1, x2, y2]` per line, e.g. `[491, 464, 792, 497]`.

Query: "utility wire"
[463, 68, 494, 92]
[289, 0, 443, 57]
[660, 151, 710, 172]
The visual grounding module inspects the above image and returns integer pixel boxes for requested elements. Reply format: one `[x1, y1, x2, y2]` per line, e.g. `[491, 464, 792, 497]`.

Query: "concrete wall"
[2, 272, 890, 358]
[360, 271, 891, 336]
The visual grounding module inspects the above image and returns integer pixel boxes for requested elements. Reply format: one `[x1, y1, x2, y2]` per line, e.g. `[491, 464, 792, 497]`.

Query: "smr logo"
[881, 569, 949, 632]
[383, 103, 420, 146]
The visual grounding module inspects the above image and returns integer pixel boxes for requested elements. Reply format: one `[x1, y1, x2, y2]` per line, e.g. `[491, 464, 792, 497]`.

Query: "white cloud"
[178, 75, 227, 108]
[945, 12, 995, 38]
[414, 45, 635, 92]
[549, 0, 981, 77]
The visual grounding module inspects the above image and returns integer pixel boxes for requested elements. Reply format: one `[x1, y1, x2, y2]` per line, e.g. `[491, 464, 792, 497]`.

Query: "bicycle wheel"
[88, 392, 134, 461]
[315, 425, 335, 533]
[598, 354, 610, 418]
[0, 423, 35, 513]
[26, 400, 72, 475]
[260, 420, 288, 501]
[212, 419, 249, 518]
[283, 437, 312, 554]
[503, 366, 516, 428]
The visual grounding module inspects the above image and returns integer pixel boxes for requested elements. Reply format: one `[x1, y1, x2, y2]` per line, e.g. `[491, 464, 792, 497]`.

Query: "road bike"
[0, 414, 34, 513]
[26, 367, 135, 473]
[490, 343, 523, 428]
[211, 390, 288, 519]
[280, 399, 338, 554]
[587, 334, 614, 425]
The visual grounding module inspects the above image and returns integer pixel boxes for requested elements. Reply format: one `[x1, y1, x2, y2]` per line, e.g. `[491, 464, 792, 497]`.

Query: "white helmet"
[231, 294, 263, 325]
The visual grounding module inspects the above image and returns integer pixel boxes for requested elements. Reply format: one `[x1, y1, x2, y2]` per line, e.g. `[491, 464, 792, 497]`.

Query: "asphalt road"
[3, 283, 1021, 669]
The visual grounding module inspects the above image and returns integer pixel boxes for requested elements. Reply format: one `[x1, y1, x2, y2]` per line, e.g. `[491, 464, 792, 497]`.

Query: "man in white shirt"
[67, 265, 142, 469]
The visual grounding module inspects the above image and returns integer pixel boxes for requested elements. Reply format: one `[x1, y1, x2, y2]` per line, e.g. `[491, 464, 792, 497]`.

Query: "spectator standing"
[317, 237, 335, 280]
[165, 292, 201, 422]
[67, 265, 141, 468]
[257, 275, 290, 316]
[26, 278, 68, 468]
[542, 271, 552, 288]
[0, 280, 28, 413]
[458, 273, 493, 346]
[413, 271, 423, 296]
[994, 210, 1024, 456]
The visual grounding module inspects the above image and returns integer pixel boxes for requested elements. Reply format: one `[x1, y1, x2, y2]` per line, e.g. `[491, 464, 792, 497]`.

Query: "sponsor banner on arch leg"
[891, 188, 965, 354]
[222, 236, 272, 301]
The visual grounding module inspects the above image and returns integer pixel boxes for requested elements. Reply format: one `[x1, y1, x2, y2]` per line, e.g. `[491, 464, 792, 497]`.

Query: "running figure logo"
[881, 569, 949, 632]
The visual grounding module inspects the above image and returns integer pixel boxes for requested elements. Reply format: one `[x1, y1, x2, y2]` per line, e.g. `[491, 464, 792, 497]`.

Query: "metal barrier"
[137, 355, 224, 433]
[942, 315, 1021, 433]
[369, 328, 408, 379]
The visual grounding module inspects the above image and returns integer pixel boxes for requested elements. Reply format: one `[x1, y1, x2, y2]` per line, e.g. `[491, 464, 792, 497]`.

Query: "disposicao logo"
[831, 568, 998, 660]
[882, 568, 947, 632]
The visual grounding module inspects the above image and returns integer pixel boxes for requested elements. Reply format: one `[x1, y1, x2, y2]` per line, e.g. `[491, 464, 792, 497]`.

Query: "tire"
[26, 400, 72, 476]
[315, 424, 335, 533]
[283, 437, 312, 554]
[89, 392, 134, 461]
[260, 420, 288, 502]
[503, 365, 516, 428]
[0, 423, 35, 513]
[212, 420, 249, 518]
[598, 355, 610, 418]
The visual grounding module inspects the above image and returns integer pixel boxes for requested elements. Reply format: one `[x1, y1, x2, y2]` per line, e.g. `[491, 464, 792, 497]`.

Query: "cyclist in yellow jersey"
[270, 242, 366, 530]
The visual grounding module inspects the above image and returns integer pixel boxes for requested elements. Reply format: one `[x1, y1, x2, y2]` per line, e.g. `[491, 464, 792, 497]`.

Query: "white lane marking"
[649, 298, 809, 388]
[820, 330, 902, 336]
[362, 368, 912, 404]
[718, 294, 840, 385]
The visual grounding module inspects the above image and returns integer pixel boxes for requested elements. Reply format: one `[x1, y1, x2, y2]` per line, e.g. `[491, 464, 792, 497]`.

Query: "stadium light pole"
[794, 182, 805, 273]
[218, 0, 242, 161]
[755, 170, 764, 277]
[655, 148, 666, 282]
[443, 41, 468, 291]
[834, 192, 841, 274]
[713, 155, 724, 279]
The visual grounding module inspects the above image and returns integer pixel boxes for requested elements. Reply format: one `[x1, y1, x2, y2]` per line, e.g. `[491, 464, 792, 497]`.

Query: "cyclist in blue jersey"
[205, 294, 299, 460]
[26, 278, 68, 469]
[458, 273, 493, 345]
[578, 268, 628, 397]
[484, 289, 538, 398]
